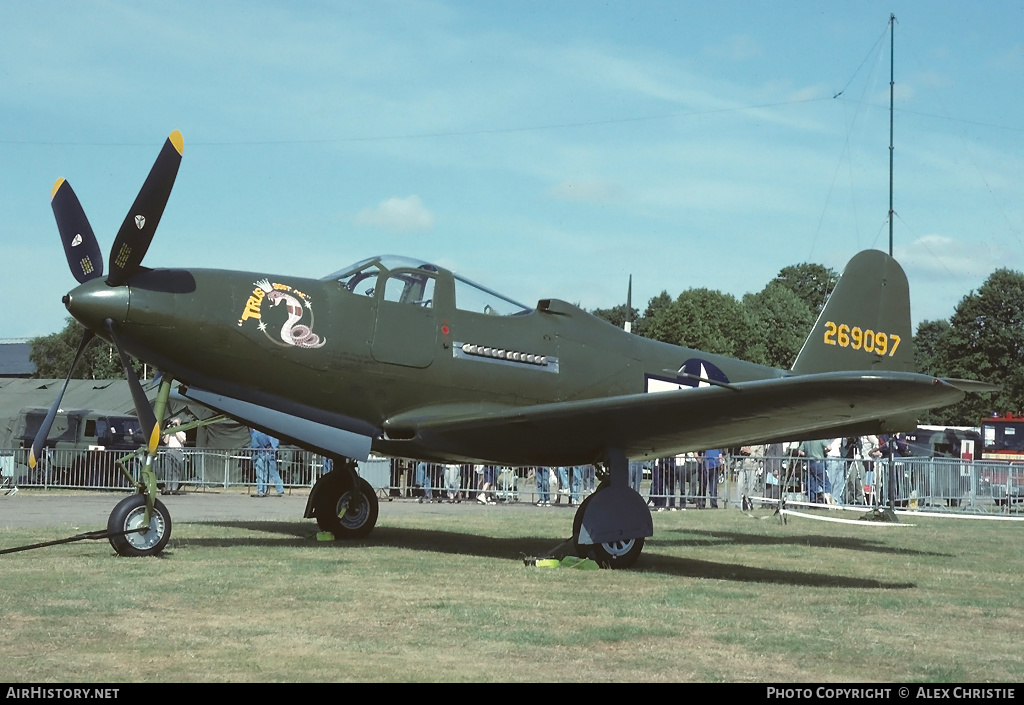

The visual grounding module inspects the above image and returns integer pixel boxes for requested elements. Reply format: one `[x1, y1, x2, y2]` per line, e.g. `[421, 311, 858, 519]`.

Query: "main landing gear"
[572, 492, 646, 569]
[307, 459, 380, 539]
[570, 449, 653, 569]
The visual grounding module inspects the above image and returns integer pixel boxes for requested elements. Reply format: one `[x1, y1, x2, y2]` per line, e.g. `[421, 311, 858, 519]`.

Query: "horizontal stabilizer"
[940, 378, 1000, 393]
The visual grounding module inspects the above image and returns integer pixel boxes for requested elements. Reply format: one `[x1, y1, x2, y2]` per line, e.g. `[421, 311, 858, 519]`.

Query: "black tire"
[107, 494, 171, 557]
[314, 475, 379, 539]
[572, 492, 645, 569]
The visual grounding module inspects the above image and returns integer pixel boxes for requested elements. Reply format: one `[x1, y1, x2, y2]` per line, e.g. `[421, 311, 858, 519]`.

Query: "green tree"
[742, 282, 816, 368]
[645, 288, 754, 358]
[590, 303, 640, 331]
[633, 290, 671, 339]
[913, 319, 951, 377]
[30, 318, 126, 380]
[919, 270, 1024, 425]
[772, 263, 838, 316]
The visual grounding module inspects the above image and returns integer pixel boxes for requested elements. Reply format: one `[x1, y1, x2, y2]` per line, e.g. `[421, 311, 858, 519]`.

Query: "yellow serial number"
[823, 322, 901, 357]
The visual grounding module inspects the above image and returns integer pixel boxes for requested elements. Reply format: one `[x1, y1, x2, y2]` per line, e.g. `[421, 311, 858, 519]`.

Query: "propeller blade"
[104, 319, 161, 455]
[51, 178, 104, 283]
[29, 329, 96, 469]
[106, 130, 184, 287]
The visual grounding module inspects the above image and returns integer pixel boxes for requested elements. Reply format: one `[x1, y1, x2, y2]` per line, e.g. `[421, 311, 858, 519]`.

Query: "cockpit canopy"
[323, 255, 531, 316]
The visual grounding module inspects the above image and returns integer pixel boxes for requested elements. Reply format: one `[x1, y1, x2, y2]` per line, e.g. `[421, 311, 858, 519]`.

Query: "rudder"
[791, 250, 914, 375]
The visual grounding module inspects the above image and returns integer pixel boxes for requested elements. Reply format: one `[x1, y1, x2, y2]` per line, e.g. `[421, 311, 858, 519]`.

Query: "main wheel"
[572, 493, 645, 569]
[314, 475, 379, 539]
[107, 494, 171, 557]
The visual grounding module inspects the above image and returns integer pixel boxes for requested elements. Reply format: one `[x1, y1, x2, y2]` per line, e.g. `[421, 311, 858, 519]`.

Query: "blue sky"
[2, 1, 1022, 341]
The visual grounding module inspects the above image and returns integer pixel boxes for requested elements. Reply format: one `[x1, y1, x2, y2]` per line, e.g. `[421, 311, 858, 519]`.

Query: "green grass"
[1, 506, 1022, 682]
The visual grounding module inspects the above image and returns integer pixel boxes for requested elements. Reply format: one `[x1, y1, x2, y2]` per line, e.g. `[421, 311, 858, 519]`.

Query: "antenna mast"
[624, 275, 633, 333]
[888, 13, 896, 257]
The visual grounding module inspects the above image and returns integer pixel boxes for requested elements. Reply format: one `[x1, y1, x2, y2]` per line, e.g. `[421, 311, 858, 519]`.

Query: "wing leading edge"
[379, 371, 967, 466]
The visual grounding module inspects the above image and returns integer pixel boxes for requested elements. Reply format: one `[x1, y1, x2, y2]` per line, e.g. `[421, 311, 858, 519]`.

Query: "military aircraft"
[30, 131, 992, 567]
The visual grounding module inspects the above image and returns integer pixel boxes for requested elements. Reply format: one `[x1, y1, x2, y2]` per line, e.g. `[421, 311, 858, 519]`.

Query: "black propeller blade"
[38, 131, 182, 466]
[29, 329, 96, 469]
[51, 178, 104, 283]
[104, 319, 160, 454]
[106, 130, 184, 287]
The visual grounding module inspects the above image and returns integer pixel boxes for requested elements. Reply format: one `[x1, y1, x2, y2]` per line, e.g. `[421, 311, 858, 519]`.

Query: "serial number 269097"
[823, 321, 901, 357]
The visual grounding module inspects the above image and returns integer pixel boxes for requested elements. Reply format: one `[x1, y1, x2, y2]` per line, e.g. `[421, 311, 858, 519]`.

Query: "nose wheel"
[107, 494, 172, 557]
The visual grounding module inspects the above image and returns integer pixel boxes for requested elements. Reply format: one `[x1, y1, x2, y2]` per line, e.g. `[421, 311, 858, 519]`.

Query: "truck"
[8, 406, 144, 487]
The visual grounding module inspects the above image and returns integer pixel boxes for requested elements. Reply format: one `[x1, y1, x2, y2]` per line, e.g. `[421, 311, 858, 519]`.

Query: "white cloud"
[354, 195, 434, 231]
[895, 234, 1002, 279]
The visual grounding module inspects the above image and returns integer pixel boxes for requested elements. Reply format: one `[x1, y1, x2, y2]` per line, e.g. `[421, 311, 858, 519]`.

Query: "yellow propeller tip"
[169, 130, 184, 155]
[28, 449, 37, 469]
[51, 178, 65, 200]
[148, 424, 162, 455]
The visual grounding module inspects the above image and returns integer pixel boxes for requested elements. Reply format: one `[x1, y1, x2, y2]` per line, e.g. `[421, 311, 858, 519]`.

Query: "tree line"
[591, 263, 837, 369]
[591, 263, 1024, 427]
[29, 262, 1023, 427]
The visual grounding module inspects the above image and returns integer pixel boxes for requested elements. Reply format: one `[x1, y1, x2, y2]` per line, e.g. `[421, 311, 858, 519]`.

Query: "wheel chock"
[316, 531, 336, 541]
[525, 556, 600, 570]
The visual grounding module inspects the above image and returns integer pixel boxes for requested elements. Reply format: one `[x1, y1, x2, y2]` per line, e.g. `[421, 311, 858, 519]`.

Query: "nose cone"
[64, 279, 129, 331]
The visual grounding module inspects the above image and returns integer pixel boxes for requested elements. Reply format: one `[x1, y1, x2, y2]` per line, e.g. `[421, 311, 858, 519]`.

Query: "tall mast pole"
[886, 14, 898, 516]
[888, 13, 896, 257]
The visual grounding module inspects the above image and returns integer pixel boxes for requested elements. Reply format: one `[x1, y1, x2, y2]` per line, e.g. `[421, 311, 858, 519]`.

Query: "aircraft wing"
[381, 371, 968, 466]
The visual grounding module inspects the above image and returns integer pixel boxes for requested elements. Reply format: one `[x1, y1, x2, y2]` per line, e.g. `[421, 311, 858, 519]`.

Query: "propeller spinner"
[29, 131, 184, 468]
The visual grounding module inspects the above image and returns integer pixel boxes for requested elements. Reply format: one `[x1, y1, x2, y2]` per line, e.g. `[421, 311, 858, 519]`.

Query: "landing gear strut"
[571, 449, 653, 569]
[108, 375, 177, 557]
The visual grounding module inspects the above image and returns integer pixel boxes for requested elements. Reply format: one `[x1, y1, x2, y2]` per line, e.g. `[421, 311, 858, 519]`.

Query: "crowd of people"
[753, 434, 909, 508]
[398, 462, 598, 505]
[391, 435, 905, 509]
[242, 429, 904, 509]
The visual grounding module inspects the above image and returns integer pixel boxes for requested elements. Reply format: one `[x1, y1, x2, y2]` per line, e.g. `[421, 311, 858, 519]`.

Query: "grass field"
[1, 504, 1022, 683]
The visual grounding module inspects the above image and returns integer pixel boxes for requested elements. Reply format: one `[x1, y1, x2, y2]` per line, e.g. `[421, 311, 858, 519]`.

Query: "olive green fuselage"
[65, 264, 782, 462]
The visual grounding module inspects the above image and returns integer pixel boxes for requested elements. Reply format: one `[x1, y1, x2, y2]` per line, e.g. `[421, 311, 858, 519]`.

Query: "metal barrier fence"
[3, 447, 1021, 514]
[609, 454, 1022, 514]
[0, 447, 334, 492]
[725, 454, 1024, 513]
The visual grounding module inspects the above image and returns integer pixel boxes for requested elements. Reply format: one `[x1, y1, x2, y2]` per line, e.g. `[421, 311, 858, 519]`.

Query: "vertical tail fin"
[791, 249, 914, 375]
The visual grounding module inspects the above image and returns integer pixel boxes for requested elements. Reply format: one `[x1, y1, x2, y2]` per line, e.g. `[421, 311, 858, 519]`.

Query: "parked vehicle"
[11, 406, 143, 486]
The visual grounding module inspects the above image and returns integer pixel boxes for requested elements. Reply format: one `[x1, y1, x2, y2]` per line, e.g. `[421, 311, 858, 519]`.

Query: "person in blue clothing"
[535, 466, 551, 506]
[798, 438, 833, 504]
[249, 428, 283, 497]
[415, 460, 433, 502]
[568, 466, 584, 505]
[699, 449, 722, 508]
[628, 459, 645, 494]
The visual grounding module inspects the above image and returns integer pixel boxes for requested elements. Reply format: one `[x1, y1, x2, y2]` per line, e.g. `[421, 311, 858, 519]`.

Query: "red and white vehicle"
[979, 413, 1024, 504]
